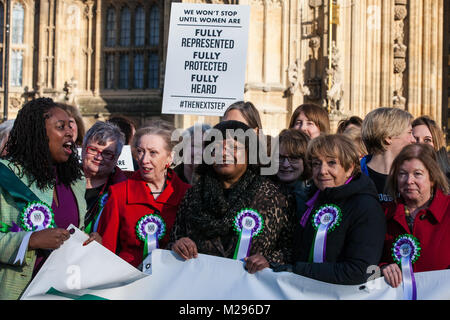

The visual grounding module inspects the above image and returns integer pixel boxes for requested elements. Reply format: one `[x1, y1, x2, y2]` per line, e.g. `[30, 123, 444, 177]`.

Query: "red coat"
[97, 169, 191, 267]
[381, 188, 450, 272]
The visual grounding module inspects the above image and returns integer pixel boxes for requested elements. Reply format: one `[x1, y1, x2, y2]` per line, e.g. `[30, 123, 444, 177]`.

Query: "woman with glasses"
[97, 120, 191, 268]
[273, 129, 312, 218]
[274, 134, 386, 285]
[81, 121, 128, 233]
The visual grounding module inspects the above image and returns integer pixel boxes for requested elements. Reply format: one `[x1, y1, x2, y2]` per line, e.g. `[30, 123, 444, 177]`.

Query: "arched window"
[135, 6, 145, 46]
[120, 6, 131, 46]
[105, 7, 116, 47]
[149, 6, 159, 46]
[102, 1, 161, 91]
[11, 3, 24, 44]
[148, 53, 159, 89]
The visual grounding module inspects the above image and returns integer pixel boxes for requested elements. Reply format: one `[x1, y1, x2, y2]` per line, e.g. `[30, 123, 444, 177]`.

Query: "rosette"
[311, 204, 341, 263]
[136, 213, 166, 260]
[232, 208, 264, 261]
[20, 201, 55, 231]
[392, 234, 421, 300]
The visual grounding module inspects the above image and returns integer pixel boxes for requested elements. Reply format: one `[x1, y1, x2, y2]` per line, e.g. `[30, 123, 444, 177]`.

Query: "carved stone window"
[102, 1, 161, 90]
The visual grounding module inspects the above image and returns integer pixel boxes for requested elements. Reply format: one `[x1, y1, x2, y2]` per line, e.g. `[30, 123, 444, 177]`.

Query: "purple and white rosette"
[136, 214, 166, 259]
[233, 208, 264, 261]
[20, 201, 55, 232]
[311, 204, 341, 263]
[392, 234, 421, 300]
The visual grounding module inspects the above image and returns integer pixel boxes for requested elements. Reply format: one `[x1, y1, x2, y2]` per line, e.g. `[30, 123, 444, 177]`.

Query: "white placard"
[162, 3, 250, 116]
[78, 145, 135, 171]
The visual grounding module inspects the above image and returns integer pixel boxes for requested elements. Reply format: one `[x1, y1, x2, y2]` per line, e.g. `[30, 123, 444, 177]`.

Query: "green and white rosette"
[20, 201, 55, 231]
[136, 214, 166, 260]
[392, 234, 421, 300]
[16, 201, 55, 264]
[232, 208, 264, 261]
[311, 204, 341, 263]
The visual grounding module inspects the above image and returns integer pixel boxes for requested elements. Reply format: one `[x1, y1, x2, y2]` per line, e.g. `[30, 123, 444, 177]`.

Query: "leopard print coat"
[169, 167, 296, 266]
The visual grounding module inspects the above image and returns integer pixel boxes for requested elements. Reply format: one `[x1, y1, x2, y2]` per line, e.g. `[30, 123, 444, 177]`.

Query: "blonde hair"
[343, 126, 367, 158]
[306, 134, 361, 176]
[362, 107, 413, 155]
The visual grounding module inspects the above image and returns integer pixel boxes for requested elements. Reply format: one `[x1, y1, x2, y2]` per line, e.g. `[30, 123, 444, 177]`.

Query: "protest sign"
[162, 3, 250, 116]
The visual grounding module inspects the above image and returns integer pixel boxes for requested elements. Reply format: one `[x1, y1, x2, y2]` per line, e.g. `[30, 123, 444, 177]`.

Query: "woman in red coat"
[97, 120, 190, 268]
[381, 144, 450, 288]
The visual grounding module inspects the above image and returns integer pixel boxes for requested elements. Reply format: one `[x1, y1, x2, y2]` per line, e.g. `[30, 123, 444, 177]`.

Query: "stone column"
[407, 0, 443, 121]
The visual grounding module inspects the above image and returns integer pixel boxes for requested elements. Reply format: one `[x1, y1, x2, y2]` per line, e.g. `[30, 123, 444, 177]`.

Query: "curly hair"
[4, 98, 83, 189]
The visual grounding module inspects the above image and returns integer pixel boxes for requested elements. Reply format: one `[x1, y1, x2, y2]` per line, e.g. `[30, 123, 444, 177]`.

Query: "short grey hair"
[0, 119, 15, 152]
[82, 121, 126, 156]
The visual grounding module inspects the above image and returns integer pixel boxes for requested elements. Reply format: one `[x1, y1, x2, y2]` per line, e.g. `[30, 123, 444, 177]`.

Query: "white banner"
[21, 226, 450, 300]
[162, 3, 250, 117]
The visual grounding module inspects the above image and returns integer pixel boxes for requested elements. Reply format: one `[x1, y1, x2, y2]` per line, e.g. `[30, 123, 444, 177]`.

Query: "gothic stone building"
[0, 0, 449, 142]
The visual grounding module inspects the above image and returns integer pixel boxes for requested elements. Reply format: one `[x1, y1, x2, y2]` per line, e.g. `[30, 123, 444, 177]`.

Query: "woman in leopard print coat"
[169, 121, 296, 273]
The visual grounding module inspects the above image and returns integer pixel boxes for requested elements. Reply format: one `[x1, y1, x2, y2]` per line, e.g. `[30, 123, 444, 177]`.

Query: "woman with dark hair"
[55, 102, 86, 147]
[289, 104, 330, 139]
[170, 120, 296, 274]
[274, 134, 386, 285]
[0, 98, 97, 300]
[336, 116, 363, 134]
[273, 129, 311, 217]
[381, 144, 449, 294]
[222, 101, 263, 134]
[412, 116, 450, 183]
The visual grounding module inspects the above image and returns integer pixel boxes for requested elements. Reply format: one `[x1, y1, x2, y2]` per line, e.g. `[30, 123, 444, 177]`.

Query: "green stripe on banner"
[46, 287, 108, 300]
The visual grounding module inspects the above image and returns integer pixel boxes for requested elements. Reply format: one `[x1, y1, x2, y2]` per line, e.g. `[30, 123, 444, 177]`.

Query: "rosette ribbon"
[136, 213, 166, 260]
[0, 201, 55, 264]
[311, 204, 341, 263]
[392, 234, 421, 300]
[232, 209, 264, 261]
[91, 193, 108, 233]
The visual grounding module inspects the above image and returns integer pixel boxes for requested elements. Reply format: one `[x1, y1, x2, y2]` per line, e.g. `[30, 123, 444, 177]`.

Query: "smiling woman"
[0, 98, 94, 300]
[273, 134, 386, 285]
[97, 120, 191, 268]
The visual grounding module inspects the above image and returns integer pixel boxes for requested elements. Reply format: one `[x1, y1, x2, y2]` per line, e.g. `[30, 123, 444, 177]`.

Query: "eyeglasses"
[86, 146, 115, 160]
[278, 155, 302, 164]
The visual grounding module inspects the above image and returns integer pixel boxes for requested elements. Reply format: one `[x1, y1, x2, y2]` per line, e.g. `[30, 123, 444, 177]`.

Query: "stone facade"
[0, 0, 448, 142]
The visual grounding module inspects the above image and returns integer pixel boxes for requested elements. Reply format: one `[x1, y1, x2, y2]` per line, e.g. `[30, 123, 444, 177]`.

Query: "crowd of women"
[0, 97, 448, 300]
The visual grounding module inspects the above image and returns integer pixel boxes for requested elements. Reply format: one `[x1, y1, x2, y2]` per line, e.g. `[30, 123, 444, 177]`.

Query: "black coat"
[290, 173, 386, 285]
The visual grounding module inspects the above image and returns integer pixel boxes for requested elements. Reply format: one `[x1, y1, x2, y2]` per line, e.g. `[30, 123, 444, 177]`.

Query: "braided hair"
[4, 98, 83, 189]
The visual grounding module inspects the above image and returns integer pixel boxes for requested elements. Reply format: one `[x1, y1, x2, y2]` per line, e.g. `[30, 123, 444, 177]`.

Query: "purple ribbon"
[300, 176, 353, 228]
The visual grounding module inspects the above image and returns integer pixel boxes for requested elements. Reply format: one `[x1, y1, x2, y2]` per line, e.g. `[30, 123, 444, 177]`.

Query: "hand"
[83, 232, 102, 246]
[382, 263, 403, 288]
[28, 228, 70, 250]
[172, 237, 198, 260]
[244, 253, 269, 274]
